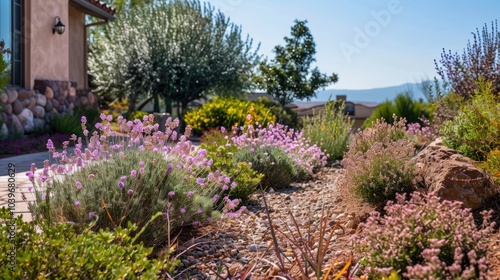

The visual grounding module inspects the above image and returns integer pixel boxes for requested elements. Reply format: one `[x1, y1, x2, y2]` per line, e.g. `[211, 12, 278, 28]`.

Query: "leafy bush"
[48, 112, 84, 137]
[479, 149, 500, 184]
[184, 96, 276, 133]
[0, 208, 177, 278]
[352, 192, 495, 279]
[302, 100, 353, 160]
[441, 80, 500, 161]
[234, 145, 299, 189]
[27, 114, 241, 248]
[0, 40, 9, 91]
[342, 118, 415, 206]
[254, 97, 301, 128]
[200, 129, 263, 203]
[363, 92, 432, 129]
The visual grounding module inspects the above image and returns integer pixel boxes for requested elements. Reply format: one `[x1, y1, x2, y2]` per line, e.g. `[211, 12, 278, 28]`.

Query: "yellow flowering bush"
[184, 97, 276, 133]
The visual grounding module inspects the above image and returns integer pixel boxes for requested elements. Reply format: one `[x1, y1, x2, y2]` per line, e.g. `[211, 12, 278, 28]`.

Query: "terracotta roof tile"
[85, 0, 116, 15]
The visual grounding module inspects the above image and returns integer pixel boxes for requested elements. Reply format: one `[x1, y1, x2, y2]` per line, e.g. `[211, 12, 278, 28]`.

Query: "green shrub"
[342, 118, 415, 206]
[441, 80, 500, 161]
[200, 129, 263, 203]
[0, 208, 177, 279]
[0, 40, 9, 91]
[31, 149, 219, 248]
[49, 112, 84, 137]
[233, 145, 299, 189]
[302, 100, 353, 160]
[130, 110, 149, 122]
[184, 96, 276, 133]
[352, 192, 494, 279]
[363, 92, 432, 129]
[254, 97, 301, 128]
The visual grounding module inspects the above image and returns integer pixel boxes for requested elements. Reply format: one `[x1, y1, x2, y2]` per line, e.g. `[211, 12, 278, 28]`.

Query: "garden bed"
[173, 167, 500, 279]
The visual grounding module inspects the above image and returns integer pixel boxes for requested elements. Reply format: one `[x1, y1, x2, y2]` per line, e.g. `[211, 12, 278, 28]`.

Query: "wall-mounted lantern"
[53, 16, 65, 35]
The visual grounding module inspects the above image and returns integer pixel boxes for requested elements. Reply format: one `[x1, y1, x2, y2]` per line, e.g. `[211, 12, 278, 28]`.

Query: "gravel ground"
[171, 166, 500, 280]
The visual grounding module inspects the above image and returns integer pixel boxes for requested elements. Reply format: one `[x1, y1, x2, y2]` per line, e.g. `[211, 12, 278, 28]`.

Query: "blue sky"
[207, 0, 500, 90]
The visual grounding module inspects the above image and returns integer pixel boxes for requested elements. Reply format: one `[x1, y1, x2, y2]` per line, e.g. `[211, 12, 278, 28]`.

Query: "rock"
[17, 89, 33, 99]
[87, 92, 95, 105]
[36, 93, 47, 107]
[27, 97, 36, 110]
[33, 105, 45, 118]
[69, 87, 76, 97]
[0, 123, 7, 140]
[51, 99, 59, 109]
[18, 108, 34, 132]
[21, 98, 31, 107]
[62, 90, 68, 98]
[9, 114, 24, 134]
[80, 96, 88, 106]
[0, 91, 7, 103]
[411, 138, 498, 209]
[45, 99, 53, 111]
[44, 86, 54, 99]
[33, 118, 45, 131]
[3, 103, 12, 114]
[6, 88, 18, 103]
[12, 100, 23, 114]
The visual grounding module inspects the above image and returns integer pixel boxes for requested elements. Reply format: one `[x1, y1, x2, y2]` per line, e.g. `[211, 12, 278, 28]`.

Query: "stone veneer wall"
[0, 79, 98, 137]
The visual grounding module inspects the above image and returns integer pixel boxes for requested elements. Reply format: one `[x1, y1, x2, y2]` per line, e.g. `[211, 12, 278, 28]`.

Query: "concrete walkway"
[0, 151, 54, 222]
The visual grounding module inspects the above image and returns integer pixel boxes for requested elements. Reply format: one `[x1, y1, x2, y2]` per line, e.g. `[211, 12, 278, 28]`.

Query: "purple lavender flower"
[76, 181, 83, 190]
[74, 201, 81, 207]
[81, 116, 87, 124]
[46, 139, 55, 152]
[168, 191, 175, 197]
[187, 191, 194, 198]
[88, 212, 95, 218]
[127, 189, 134, 196]
[166, 164, 173, 176]
[131, 169, 137, 177]
[139, 161, 145, 167]
[120, 176, 127, 181]
[118, 182, 125, 189]
[139, 168, 144, 175]
[180, 208, 186, 214]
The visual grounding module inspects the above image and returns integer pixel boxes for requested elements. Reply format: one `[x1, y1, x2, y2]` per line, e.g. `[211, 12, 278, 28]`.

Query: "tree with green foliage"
[254, 20, 338, 107]
[363, 92, 432, 128]
[0, 40, 10, 91]
[89, 0, 260, 121]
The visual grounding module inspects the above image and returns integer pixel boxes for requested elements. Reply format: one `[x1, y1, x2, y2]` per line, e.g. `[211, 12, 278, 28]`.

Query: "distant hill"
[301, 82, 429, 104]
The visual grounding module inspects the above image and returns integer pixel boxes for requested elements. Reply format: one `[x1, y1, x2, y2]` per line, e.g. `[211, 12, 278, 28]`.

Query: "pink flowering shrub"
[342, 118, 415, 206]
[352, 192, 495, 279]
[230, 122, 327, 177]
[27, 114, 241, 247]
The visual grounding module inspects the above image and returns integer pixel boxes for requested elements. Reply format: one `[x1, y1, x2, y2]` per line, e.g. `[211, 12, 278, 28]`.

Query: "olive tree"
[89, 0, 259, 118]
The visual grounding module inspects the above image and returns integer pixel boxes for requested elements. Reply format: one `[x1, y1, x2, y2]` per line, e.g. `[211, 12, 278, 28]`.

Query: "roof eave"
[70, 0, 115, 21]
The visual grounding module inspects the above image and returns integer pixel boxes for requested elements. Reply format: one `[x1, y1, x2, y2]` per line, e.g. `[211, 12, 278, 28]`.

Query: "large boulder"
[9, 114, 24, 134]
[12, 100, 23, 114]
[0, 91, 7, 103]
[6, 88, 18, 103]
[18, 108, 34, 132]
[411, 138, 498, 209]
[36, 93, 47, 107]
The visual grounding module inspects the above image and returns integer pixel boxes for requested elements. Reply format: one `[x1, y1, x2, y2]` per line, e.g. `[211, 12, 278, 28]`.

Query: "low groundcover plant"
[351, 192, 495, 279]
[26, 114, 243, 248]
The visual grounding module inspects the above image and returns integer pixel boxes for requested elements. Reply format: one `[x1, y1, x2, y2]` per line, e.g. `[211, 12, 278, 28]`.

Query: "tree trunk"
[153, 92, 160, 112]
